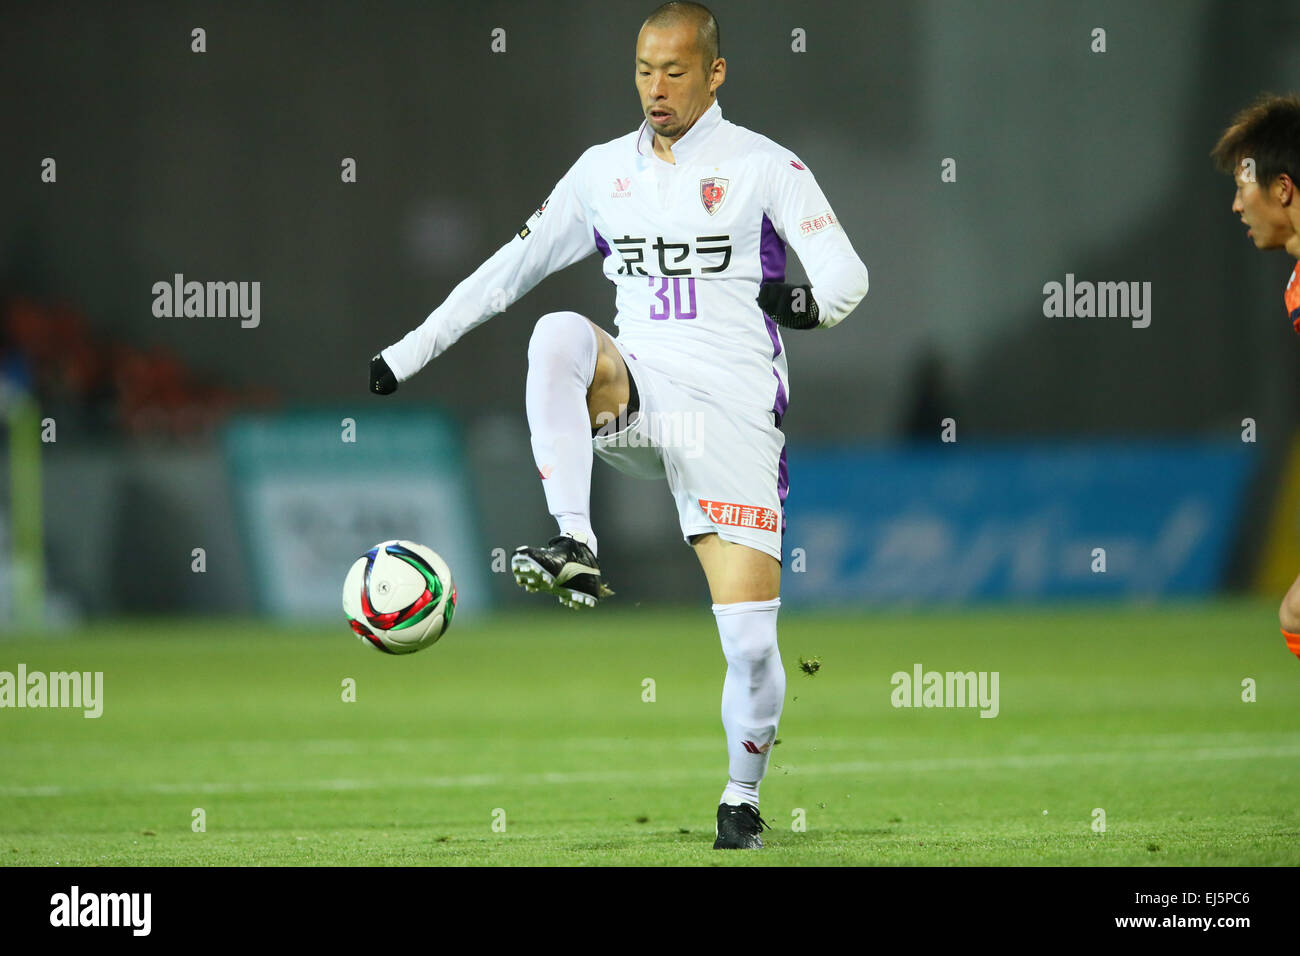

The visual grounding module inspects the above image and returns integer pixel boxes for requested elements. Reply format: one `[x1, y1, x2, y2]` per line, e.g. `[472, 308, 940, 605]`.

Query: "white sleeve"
[381, 151, 598, 381]
[764, 151, 869, 329]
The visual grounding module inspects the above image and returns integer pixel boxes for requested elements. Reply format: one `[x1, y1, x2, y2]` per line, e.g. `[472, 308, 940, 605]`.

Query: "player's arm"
[370, 151, 598, 393]
[757, 152, 869, 331]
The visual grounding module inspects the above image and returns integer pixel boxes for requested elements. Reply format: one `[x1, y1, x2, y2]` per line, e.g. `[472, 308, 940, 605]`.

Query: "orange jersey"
[1289, 260, 1300, 332]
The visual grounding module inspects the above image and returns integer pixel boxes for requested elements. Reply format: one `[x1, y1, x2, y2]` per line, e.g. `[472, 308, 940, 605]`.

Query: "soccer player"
[1211, 93, 1300, 662]
[369, 1, 869, 847]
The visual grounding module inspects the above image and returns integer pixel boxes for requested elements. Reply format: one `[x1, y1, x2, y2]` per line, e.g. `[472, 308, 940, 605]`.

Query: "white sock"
[526, 311, 599, 555]
[714, 597, 784, 807]
[721, 778, 760, 808]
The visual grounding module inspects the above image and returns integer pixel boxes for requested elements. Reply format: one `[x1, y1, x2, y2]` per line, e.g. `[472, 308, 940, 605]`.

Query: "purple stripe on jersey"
[594, 229, 611, 258]
[760, 214, 787, 282]
[764, 215, 790, 537]
[765, 316, 783, 360]
[771, 367, 788, 427]
[760, 214, 787, 360]
[777, 444, 789, 537]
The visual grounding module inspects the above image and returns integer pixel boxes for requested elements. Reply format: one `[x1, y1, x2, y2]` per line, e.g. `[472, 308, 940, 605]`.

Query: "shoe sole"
[712, 834, 764, 849]
[510, 554, 598, 610]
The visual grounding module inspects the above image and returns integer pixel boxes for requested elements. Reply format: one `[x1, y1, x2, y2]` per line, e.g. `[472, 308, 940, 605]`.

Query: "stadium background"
[1, 0, 1299, 871]
[4, 0, 1299, 616]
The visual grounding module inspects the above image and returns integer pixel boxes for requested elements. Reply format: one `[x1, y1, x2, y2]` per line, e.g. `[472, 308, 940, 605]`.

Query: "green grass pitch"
[1, 600, 1297, 866]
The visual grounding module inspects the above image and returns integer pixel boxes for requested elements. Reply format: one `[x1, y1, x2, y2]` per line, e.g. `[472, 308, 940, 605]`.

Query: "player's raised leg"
[693, 533, 783, 848]
[512, 310, 629, 608]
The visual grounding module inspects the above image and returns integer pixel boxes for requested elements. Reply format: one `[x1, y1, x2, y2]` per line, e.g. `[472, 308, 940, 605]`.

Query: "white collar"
[636, 98, 723, 165]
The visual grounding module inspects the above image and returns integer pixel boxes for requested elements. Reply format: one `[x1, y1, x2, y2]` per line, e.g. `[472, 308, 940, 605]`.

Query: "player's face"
[635, 24, 721, 140]
[1232, 165, 1293, 250]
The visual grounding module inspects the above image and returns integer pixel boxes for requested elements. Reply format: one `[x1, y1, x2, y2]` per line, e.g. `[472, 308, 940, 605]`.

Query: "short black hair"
[1211, 92, 1300, 188]
[643, 1, 720, 72]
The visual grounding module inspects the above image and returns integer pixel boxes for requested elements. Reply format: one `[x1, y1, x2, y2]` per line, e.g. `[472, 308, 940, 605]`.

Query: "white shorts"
[592, 340, 788, 562]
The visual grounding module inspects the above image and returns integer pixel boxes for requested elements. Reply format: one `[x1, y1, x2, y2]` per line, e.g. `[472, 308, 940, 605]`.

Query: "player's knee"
[718, 626, 778, 665]
[527, 311, 591, 364]
[715, 603, 779, 664]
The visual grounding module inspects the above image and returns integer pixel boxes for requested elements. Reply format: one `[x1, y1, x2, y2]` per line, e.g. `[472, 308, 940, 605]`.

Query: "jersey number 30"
[648, 276, 698, 320]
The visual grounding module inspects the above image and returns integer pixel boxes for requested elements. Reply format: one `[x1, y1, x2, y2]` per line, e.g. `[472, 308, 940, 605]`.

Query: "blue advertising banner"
[224, 408, 489, 619]
[781, 442, 1255, 604]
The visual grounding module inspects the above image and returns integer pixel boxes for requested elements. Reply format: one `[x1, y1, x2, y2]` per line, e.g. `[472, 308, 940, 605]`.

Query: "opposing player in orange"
[1212, 93, 1300, 660]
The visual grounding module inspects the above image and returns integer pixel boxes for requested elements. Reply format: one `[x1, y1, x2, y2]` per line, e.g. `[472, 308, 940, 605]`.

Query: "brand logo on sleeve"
[700, 177, 729, 215]
[517, 198, 549, 239]
[789, 160, 805, 170]
[798, 209, 837, 236]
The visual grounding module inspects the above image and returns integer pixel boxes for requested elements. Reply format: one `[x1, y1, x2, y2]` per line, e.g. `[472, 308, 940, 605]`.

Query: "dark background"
[2, 0, 1299, 614]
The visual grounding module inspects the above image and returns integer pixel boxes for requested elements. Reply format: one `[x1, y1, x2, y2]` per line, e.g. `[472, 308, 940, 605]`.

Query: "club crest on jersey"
[700, 177, 729, 216]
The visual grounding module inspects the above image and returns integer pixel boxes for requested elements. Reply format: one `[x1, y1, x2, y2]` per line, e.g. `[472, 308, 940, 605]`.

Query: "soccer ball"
[342, 540, 456, 654]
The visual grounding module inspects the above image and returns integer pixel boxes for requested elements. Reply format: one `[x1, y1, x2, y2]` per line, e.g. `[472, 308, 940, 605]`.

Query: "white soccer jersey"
[382, 98, 869, 418]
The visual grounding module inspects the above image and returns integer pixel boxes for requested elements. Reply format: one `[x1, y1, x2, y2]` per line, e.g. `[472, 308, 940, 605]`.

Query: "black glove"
[369, 354, 398, 395]
[757, 282, 820, 330]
